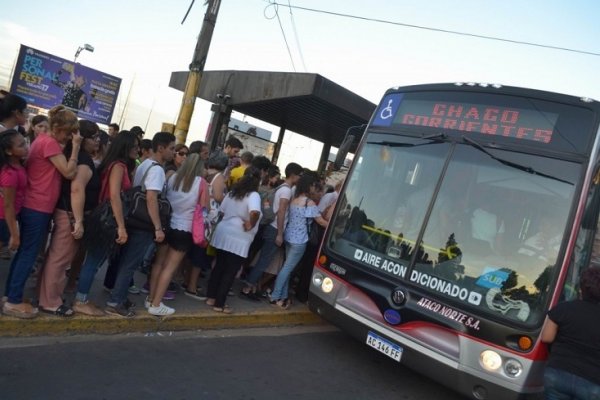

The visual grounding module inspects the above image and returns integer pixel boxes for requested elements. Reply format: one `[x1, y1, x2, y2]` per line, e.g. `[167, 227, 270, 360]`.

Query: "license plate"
[366, 331, 403, 362]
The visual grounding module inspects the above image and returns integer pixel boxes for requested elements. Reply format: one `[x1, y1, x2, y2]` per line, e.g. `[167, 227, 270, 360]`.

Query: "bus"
[309, 83, 600, 400]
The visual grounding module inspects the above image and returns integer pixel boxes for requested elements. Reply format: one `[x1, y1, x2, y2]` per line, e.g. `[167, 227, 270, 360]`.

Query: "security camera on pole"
[173, 0, 222, 145]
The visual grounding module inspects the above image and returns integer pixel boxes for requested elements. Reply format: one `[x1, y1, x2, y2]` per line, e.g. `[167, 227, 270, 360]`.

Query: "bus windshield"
[328, 134, 580, 326]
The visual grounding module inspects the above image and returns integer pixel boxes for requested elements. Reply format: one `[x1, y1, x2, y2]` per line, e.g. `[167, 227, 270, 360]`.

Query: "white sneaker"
[144, 296, 151, 309]
[148, 302, 174, 316]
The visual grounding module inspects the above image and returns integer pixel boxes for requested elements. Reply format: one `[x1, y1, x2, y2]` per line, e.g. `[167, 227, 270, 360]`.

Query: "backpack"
[260, 183, 289, 225]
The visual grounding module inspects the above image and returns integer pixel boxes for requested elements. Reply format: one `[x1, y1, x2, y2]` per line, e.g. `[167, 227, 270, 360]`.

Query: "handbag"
[126, 163, 172, 232]
[192, 179, 212, 247]
[84, 162, 131, 244]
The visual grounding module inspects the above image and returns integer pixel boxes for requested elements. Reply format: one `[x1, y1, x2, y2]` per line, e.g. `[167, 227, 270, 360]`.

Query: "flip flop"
[40, 304, 74, 318]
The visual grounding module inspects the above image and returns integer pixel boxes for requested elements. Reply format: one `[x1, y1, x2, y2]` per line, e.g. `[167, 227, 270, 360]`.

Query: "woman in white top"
[184, 152, 228, 296]
[147, 154, 209, 316]
[206, 166, 262, 313]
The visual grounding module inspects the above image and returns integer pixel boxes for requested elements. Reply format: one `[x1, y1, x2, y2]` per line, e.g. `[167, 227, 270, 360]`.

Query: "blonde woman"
[147, 153, 209, 316]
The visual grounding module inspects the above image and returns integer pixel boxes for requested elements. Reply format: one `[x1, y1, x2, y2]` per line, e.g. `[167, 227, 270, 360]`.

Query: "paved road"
[0, 326, 465, 400]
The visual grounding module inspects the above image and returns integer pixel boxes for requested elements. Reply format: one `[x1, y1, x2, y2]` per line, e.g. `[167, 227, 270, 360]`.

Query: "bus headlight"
[312, 273, 324, 287]
[480, 350, 502, 371]
[504, 359, 523, 378]
[321, 277, 334, 293]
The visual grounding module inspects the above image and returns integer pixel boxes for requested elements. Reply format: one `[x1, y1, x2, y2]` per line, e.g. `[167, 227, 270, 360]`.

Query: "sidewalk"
[0, 258, 323, 338]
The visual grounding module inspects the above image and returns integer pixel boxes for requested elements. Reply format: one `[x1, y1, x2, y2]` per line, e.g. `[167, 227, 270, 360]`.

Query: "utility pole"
[174, 0, 222, 144]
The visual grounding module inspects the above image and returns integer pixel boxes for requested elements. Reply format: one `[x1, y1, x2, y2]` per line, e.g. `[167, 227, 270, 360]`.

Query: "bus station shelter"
[169, 70, 376, 169]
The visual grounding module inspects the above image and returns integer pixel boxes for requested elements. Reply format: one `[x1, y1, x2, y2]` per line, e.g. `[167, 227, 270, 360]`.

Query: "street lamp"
[74, 43, 94, 63]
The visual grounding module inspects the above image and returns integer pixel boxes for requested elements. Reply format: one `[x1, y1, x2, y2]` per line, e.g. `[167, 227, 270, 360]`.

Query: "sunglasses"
[177, 151, 188, 157]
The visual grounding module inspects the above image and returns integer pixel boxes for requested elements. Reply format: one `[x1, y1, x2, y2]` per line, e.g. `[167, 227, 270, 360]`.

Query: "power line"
[287, 0, 307, 72]
[267, 2, 297, 71]
[266, 1, 600, 57]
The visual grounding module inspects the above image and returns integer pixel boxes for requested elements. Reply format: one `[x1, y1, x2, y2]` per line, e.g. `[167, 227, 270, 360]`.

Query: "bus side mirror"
[333, 134, 355, 171]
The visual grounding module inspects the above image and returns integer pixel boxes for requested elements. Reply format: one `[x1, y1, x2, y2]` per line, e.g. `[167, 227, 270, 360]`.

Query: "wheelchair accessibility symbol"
[380, 99, 394, 120]
[373, 93, 403, 127]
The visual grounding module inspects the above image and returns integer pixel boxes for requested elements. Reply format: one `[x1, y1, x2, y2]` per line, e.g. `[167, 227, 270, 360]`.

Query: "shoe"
[162, 290, 176, 301]
[144, 296, 151, 309]
[103, 285, 112, 293]
[140, 282, 150, 294]
[73, 301, 105, 316]
[0, 247, 11, 260]
[239, 289, 260, 302]
[228, 289, 235, 296]
[124, 298, 136, 309]
[184, 289, 207, 301]
[105, 304, 135, 318]
[148, 302, 175, 316]
[128, 285, 141, 295]
[2, 302, 39, 319]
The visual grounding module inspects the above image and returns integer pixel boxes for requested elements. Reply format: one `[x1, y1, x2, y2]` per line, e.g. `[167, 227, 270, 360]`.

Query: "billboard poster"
[9, 44, 121, 125]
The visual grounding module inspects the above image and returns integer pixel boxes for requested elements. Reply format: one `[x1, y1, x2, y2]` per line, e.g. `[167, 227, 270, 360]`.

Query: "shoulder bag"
[126, 163, 172, 232]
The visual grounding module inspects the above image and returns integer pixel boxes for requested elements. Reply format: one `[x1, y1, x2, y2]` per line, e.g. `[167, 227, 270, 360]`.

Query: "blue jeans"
[76, 240, 114, 303]
[4, 208, 52, 303]
[108, 229, 154, 306]
[246, 225, 279, 285]
[544, 367, 600, 400]
[270, 241, 307, 301]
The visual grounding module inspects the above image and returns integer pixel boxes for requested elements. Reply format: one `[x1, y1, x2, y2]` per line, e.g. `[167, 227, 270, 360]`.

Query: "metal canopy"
[169, 70, 376, 148]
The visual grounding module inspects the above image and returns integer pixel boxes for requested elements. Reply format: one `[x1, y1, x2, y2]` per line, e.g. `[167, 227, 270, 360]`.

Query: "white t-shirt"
[134, 158, 165, 191]
[211, 192, 261, 257]
[318, 191, 338, 213]
[167, 175, 203, 232]
[270, 184, 292, 229]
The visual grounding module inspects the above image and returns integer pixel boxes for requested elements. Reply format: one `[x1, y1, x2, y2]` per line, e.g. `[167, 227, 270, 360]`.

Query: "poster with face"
[10, 44, 121, 125]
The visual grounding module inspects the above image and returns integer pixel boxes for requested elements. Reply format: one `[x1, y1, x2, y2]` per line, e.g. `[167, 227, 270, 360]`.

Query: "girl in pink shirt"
[3, 105, 81, 319]
[0, 129, 28, 257]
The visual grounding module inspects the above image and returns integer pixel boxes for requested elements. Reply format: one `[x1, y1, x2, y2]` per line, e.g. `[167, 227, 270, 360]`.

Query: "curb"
[0, 307, 324, 337]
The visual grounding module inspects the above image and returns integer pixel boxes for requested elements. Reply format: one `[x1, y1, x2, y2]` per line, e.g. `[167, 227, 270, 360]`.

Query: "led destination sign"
[373, 93, 560, 144]
[395, 100, 558, 143]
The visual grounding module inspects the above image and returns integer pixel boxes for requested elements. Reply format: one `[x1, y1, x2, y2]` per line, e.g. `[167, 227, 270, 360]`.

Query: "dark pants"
[544, 367, 600, 400]
[5, 208, 52, 303]
[293, 242, 319, 302]
[207, 249, 243, 308]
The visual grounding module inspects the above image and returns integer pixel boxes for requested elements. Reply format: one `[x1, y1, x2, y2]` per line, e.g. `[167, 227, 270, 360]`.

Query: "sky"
[1, 0, 600, 169]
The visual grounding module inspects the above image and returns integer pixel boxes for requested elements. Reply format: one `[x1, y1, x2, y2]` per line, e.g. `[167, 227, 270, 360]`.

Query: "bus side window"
[563, 181, 600, 301]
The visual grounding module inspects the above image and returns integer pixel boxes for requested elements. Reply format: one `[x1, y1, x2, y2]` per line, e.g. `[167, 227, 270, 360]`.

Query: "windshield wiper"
[368, 133, 447, 147]
[461, 136, 573, 185]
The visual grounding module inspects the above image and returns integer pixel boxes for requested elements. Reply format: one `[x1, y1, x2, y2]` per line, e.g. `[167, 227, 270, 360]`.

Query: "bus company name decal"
[354, 249, 407, 278]
[416, 297, 481, 331]
[410, 270, 482, 306]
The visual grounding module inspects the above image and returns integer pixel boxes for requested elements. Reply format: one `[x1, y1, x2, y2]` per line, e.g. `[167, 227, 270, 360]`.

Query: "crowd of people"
[0, 91, 338, 319]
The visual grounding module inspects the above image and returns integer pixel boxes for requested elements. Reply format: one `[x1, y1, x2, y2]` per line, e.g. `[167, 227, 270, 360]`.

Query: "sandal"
[212, 306, 233, 314]
[73, 300, 105, 317]
[3, 302, 39, 319]
[269, 299, 291, 310]
[40, 304, 74, 318]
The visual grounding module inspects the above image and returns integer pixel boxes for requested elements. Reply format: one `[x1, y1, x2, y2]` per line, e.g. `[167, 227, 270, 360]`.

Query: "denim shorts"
[166, 228, 193, 253]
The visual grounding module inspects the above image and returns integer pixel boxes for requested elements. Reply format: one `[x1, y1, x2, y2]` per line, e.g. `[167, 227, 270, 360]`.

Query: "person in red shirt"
[0, 129, 28, 259]
[3, 105, 81, 319]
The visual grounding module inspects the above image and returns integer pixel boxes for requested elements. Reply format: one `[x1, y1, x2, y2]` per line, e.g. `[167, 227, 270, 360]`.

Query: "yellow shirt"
[228, 165, 247, 188]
